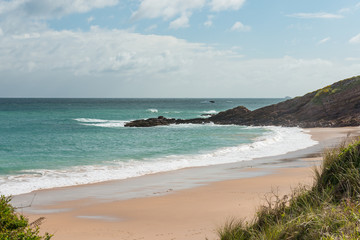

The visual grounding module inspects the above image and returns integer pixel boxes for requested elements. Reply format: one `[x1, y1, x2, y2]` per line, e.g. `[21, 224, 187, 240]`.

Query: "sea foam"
[0, 126, 317, 196]
[74, 118, 129, 128]
[201, 110, 218, 114]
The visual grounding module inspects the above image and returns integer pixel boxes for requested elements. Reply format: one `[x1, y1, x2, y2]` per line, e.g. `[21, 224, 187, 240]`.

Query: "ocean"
[0, 98, 317, 196]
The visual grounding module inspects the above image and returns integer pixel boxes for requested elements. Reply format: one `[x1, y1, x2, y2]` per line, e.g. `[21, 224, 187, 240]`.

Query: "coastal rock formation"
[210, 75, 360, 127]
[125, 76, 360, 128]
[125, 116, 210, 127]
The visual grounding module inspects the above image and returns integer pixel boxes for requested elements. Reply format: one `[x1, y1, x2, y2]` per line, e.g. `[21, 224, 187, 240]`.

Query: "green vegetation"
[311, 76, 360, 104]
[313, 85, 340, 99]
[219, 139, 360, 240]
[0, 196, 52, 240]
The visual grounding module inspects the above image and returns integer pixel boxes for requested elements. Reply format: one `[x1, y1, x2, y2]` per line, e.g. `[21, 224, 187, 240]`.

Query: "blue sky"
[0, 0, 359, 97]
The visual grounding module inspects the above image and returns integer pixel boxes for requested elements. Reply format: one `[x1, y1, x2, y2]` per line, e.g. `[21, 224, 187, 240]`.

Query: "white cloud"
[204, 15, 214, 27]
[0, 26, 358, 98]
[318, 37, 330, 44]
[0, 0, 26, 15]
[280, 56, 332, 69]
[230, 21, 250, 31]
[87, 16, 94, 23]
[131, 0, 205, 20]
[349, 33, 360, 44]
[0, 0, 119, 18]
[345, 57, 360, 61]
[146, 24, 158, 32]
[169, 12, 191, 29]
[210, 0, 245, 11]
[0, 0, 119, 34]
[339, 8, 351, 14]
[338, 2, 360, 14]
[204, 20, 212, 27]
[131, 0, 245, 28]
[0, 27, 207, 76]
[288, 12, 343, 19]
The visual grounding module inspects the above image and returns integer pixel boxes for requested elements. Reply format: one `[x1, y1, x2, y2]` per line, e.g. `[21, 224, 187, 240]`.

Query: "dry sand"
[22, 127, 360, 240]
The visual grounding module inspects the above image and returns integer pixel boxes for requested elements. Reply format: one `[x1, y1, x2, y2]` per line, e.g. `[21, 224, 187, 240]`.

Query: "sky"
[0, 0, 360, 98]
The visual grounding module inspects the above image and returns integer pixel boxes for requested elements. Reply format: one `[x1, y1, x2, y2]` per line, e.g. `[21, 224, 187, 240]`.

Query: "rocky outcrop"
[209, 75, 360, 127]
[125, 76, 360, 128]
[125, 116, 210, 127]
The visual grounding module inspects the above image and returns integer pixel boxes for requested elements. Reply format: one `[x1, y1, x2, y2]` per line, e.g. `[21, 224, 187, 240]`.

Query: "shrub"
[0, 195, 52, 240]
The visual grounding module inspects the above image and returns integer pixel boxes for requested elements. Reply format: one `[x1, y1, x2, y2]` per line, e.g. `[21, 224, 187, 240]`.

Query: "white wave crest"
[74, 118, 128, 128]
[201, 110, 218, 114]
[74, 118, 109, 123]
[147, 109, 158, 113]
[164, 111, 181, 114]
[0, 127, 317, 196]
[167, 122, 216, 128]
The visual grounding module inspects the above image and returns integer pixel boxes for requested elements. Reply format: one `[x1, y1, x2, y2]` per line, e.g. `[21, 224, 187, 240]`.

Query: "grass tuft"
[219, 138, 360, 240]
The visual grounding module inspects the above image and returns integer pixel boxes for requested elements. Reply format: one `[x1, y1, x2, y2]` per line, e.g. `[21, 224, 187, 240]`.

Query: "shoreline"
[13, 127, 360, 240]
[5, 126, 315, 197]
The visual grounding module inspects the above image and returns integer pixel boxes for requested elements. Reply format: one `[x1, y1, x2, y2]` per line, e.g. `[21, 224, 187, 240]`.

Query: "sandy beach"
[14, 127, 360, 240]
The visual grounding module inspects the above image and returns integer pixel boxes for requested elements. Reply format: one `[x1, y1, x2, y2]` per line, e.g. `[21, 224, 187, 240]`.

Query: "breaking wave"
[74, 118, 129, 128]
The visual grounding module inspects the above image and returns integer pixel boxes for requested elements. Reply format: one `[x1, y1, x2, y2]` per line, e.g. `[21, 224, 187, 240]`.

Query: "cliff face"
[209, 76, 360, 127]
[125, 76, 360, 128]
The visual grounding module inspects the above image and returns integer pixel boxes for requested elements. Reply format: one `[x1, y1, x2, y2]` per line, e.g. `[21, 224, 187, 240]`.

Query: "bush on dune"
[219, 139, 360, 240]
[0, 195, 51, 240]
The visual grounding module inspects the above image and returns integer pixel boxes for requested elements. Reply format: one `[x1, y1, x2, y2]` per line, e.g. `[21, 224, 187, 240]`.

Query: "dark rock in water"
[209, 100, 215, 103]
[125, 117, 176, 127]
[125, 116, 211, 127]
[209, 106, 251, 123]
[125, 75, 360, 128]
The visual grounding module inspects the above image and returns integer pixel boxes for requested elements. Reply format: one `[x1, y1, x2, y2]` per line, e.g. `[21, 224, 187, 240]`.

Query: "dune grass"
[219, 139, 360, 240]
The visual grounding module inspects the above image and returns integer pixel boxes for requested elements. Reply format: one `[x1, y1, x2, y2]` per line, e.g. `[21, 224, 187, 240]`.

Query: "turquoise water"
[0, 98, 316, 195]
